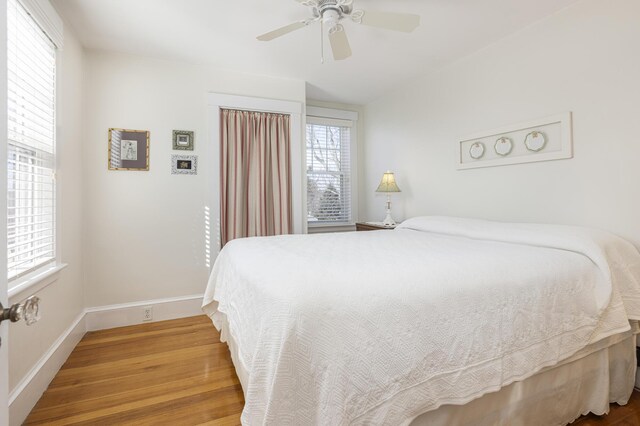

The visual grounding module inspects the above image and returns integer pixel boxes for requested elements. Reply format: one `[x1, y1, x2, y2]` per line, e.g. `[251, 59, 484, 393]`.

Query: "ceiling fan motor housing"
[315, 0, 353, 24]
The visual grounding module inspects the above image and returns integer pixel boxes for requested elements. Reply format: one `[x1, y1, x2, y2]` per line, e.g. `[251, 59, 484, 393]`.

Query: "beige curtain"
[220, 109, 293, 246]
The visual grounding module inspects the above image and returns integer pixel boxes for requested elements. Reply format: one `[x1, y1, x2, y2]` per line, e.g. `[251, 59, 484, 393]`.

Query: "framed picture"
[108, 128, 150, 171]
[171, 154, 198, 175]
[173, 130, 194, 151]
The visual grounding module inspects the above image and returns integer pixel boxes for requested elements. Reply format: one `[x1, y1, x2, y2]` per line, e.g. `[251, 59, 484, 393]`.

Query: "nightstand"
[355, 222, 397, 231]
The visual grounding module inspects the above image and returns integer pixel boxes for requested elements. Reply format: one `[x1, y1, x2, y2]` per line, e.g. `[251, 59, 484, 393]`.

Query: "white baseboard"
[84, 294, 204, 331]
[8, 293, 205, 425]
[8, 311, 86, 426]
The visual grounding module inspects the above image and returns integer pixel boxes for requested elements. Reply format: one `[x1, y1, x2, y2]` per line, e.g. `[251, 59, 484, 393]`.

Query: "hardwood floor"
[573, 392, 640, 425]
[25, 316, 244, 425]
[25, 315, 640, 425]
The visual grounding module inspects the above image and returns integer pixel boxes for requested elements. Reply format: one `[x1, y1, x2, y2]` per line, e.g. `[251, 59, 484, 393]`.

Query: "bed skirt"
[412, 326, 638, 425]
[213, 311, 637, 426]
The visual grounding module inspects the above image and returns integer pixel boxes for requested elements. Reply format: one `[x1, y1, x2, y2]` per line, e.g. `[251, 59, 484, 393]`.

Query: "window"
[7, 0, 57, 280]
[306, 107, 357, 226]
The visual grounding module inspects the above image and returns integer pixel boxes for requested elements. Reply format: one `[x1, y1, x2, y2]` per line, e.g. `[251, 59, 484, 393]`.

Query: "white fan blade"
[355, 10, 420, 33]
[257, 21, 307, 41]
[329, 25, 352, 60]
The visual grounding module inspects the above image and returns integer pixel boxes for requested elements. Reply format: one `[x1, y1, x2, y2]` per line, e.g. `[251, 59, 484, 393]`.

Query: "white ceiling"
[52, 0, 579, 105]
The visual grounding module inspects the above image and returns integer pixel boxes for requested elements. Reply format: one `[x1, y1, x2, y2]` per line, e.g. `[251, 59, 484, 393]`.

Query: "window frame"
[7, 0, 66, 296]
[305, 106, 358, 230]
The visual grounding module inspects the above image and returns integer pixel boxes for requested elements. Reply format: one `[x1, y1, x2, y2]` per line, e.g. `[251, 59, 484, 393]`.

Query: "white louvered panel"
[7, 0, 57, 280]
[306, 123, 352, 224]
[8, 218, 53, 231]
[9, 224, 54, 240]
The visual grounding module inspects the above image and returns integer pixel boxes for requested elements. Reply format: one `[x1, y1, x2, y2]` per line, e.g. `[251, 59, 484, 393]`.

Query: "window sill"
[308, 222, 355, 228]
[8, 263, 68, 303]
[307, 223, 356, 234]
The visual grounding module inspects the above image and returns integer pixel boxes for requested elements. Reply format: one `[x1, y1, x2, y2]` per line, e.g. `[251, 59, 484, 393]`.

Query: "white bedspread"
[202, 216, 640, 425]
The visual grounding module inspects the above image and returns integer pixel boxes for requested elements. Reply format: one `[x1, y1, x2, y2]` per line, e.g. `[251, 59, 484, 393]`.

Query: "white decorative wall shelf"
[457, 112, 573, 170]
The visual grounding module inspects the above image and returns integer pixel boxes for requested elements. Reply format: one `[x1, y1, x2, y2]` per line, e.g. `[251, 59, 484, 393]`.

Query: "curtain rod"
[220, 107, 290, 117]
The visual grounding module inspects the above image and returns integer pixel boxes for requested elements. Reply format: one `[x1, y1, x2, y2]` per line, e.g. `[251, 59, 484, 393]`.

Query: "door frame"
[1, 1, 11, 423]
[205, 93, 306, 268]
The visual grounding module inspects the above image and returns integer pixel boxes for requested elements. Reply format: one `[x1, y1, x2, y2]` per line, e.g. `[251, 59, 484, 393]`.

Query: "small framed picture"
[108, 128, 149, 171]
[171, 154, 197, 175]
[173, 130, 194, 151]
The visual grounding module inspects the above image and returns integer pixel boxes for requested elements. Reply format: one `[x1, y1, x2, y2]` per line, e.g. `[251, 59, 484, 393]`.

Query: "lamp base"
[382, 209, 396, 227]
[381, 194, 396, 226]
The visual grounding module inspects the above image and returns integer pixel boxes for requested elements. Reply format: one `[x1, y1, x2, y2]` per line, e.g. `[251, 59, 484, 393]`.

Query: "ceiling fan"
[257, 0, 420, 61]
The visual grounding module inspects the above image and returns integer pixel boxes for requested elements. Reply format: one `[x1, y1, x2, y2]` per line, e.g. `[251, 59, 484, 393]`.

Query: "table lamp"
[375, 171, 401, 226]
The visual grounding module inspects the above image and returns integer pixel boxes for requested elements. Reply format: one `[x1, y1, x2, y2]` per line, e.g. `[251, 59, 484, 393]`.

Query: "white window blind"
[306, 119, 353, 225]
[7, 0, 57, 280]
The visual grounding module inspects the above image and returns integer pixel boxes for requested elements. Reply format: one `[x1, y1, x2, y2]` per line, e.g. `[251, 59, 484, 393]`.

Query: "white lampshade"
[376, 171, 401, 193]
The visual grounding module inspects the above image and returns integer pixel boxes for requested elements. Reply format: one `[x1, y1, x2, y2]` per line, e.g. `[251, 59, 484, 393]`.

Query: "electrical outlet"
[143, 306, 153, 322]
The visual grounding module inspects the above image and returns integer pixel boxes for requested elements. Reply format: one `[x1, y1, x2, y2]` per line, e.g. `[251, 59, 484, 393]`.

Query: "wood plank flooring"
[573, 392, 640, 425]
[25, 316, 244, 425]
[25, 315, 640, 425]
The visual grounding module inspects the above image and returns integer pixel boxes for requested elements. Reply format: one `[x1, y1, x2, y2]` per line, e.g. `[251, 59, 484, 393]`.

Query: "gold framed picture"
[108, 128, 150, 171]
[173, 130, 194, 151]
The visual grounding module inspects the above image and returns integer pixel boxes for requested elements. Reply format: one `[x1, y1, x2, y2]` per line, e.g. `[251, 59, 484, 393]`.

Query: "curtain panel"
[220, 109, 293, 246]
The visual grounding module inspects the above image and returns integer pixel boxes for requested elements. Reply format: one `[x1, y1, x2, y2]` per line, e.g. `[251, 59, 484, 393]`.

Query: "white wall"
[362, 0, 640, 245]
[9, 26, 85, 392]
[83, 51, 306, 307]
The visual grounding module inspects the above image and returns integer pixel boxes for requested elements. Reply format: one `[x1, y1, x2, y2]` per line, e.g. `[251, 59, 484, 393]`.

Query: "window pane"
[306, 123, 352, 224]
[7, 0, 57, 280]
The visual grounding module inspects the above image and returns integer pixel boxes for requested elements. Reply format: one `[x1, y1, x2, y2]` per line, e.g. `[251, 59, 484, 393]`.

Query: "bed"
[202, 216, 640, 425]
